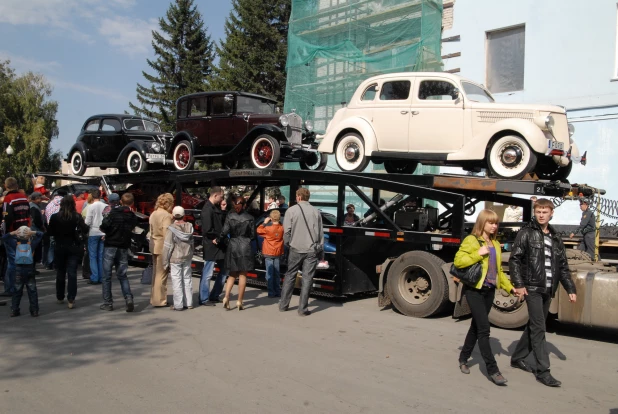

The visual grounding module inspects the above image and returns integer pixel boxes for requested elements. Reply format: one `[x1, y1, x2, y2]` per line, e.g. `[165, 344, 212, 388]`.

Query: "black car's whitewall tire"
[172, 140, 195, 171]
[487, 135, 537, 180]
[70, 151, 86, 176]
[126, 150, 147, 173]
[250, 135, 280, 169]
[335, 132, 369, 172]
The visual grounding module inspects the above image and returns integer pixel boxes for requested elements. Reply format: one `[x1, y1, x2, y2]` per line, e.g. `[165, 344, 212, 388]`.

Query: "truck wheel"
[487, 135, 537, 179]
[386, 251, 449, 317]
[250, 135, 280, 169]
[535, 158, 572, 182]
[70, 151, 86, 176]
[488, 290, 528, 329]
[335, 132, 369, 172]
[299, 152, 328, 170]
[126, 150, 147, 173]
[172, 140, 195, 171]
[384, 161, 418, 174]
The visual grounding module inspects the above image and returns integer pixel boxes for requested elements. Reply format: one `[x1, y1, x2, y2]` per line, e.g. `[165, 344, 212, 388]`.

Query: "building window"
[486, 25, 525, 93]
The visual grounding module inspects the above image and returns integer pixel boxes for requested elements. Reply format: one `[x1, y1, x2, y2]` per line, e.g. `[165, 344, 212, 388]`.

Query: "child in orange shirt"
[256, 210, 284, 297]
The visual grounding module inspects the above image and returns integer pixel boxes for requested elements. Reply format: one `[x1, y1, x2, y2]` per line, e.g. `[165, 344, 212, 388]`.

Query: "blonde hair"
[269, 210, 281, 222]
[296, 187, 310, 201]
[471, 209, 499, 240]
[86, 194, 94, 204]
[155, 193, 174, 212]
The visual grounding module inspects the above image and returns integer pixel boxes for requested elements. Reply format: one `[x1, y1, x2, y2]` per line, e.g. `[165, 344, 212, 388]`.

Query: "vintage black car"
[171, 91, 327, 171]
[67, 114, 173, 176]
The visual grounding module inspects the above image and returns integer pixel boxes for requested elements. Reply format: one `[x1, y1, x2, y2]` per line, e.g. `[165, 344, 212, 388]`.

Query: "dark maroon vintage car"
[170, 91, 327, 170]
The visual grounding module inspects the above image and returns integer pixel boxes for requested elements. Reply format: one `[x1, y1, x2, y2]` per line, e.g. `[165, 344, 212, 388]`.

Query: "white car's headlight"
[305, 119, 314, 131]
[279, 115, 289, 127]
[545, 115, 555, 132]
[568, 123, 575, 137]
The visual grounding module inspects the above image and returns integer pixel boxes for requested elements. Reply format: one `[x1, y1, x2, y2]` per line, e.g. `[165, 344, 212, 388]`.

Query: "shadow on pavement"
[0, 267, 177, 381]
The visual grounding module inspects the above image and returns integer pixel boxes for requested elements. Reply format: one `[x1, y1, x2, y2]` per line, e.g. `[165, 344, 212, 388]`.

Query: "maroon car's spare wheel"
[172, 140, 195, 171]
[299, 152, 328, 171]
[70, 151, 86, 176]
[250, 135, 280, 169]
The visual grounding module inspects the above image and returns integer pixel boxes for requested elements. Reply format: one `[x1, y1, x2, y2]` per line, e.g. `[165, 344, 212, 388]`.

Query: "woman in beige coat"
[149, 193, 174, 307]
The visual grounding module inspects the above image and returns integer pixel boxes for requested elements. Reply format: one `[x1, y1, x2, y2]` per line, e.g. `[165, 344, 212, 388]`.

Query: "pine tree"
[129, 0, 214, 132]
[212, 0, 291, 105]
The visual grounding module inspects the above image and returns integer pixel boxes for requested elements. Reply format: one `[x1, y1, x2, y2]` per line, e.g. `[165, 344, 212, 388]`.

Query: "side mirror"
[451, 88, 460, 99]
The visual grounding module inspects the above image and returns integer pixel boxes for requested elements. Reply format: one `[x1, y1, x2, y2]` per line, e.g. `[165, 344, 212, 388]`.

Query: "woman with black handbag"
[454, 209, 517, 386]
[215, 195, 255, 310]
[47, 195, 89, 309]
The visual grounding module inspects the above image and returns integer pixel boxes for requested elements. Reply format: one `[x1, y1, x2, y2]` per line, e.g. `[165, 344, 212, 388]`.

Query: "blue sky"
[0, 0, 232, 156]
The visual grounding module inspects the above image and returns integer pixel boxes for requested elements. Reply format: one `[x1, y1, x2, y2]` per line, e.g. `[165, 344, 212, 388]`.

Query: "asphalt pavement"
[0, 266, 616, 414]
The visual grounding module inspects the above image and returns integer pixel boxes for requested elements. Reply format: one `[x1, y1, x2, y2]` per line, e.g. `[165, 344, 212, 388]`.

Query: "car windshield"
[462, 82, 495, 103]
[123, 119, 162, 132]
[236, 96, 276, 114]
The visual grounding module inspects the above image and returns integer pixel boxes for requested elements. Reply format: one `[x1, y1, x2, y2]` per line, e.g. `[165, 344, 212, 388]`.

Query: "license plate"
[146, 154, 165, 159]
[548, 141, 564, 150]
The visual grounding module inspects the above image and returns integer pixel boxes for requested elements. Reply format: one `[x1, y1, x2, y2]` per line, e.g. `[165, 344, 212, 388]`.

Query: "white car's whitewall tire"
[335, 133, 369, 172]
[487, 135, 537, 180]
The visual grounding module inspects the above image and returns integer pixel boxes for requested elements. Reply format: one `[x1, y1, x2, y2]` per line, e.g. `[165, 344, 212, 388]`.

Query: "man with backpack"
[99, 193, 137, 312]
[2, 226, 44, 317]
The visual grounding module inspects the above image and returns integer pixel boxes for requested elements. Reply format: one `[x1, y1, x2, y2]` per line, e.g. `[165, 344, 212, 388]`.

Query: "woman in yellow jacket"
[454, 209, 516, 386]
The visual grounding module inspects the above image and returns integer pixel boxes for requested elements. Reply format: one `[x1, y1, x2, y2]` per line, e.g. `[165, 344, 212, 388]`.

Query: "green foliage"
[0, 60, 62, 189]
[211, 0, 291, 105]
[129, 0, 215, 132]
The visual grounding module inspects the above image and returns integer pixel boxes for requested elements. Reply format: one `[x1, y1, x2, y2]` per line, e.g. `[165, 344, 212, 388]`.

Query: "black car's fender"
[170, 131, 197, 157]
[68, 142, 89, 161]
[116, 141, 153, 166]
[230, 125, 285, 155]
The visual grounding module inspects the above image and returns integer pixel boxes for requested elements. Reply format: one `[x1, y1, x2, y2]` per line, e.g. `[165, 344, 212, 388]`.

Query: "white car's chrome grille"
[477, 111, 534, 123]
[285, 113, 303, 145]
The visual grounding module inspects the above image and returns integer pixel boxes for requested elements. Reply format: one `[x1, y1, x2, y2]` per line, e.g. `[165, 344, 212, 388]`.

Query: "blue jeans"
[88, 236, 105, 282]
[3, 241, 16, 294]
[47, 236, 55, 267]
[199, 260, 228, 304]
[265, 257, 281, 297]
[102, 247, 133, 305]
[12, 265, 38, 313]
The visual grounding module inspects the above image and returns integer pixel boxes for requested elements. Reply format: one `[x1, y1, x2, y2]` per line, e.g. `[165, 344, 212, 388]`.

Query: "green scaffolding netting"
[284, 0, 444, 134]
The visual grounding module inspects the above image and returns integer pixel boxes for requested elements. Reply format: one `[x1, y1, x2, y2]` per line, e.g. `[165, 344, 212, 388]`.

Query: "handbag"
[298, 205, 323, 255]
[450, 239, 484, 287]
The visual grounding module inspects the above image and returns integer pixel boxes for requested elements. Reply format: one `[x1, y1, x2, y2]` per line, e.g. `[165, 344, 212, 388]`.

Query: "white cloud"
[0, 51, 62, 73]
[98, 17, 157, 56]
[50, 78, 131, 102]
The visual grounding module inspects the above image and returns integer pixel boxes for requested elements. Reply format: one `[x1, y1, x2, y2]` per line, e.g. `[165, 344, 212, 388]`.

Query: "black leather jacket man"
[509, 218, 576, 297]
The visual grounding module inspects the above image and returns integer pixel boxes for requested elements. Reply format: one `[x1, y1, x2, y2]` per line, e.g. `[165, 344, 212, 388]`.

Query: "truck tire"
[386, 251, 449, 317]
[488, 294, 528, 329]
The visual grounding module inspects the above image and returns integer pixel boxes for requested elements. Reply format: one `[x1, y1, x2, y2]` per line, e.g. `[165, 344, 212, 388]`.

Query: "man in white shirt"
[503, 205, 523, 222]
[85, 190, 107, 284]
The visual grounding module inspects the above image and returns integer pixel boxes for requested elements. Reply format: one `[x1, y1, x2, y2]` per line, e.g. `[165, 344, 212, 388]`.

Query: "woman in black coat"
[215, 195, 255, 310]
[47, 195, 89, 309]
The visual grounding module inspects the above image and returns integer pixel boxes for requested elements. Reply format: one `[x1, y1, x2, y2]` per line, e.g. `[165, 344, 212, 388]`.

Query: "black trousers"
[459, 286, 499, 376]
[55, 245, 80, 302]
[511, 290, 552, 379]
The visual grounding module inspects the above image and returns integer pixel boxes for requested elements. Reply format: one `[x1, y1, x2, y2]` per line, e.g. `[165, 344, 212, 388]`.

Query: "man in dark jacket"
[569, 198, 596, 259]
[29, 192, 45, 268]
[99, 193, 137, 312]
[199, 186, 228, 306]
[509, 198, 577, 388]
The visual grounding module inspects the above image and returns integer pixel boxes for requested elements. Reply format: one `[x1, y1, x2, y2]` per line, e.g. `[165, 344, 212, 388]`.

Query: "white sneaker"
[317, 261, 329, 270]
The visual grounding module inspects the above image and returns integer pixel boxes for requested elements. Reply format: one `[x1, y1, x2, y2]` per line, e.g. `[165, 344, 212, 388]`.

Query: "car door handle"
[400, 111, 408, 114]
[411, 111, 419, 115]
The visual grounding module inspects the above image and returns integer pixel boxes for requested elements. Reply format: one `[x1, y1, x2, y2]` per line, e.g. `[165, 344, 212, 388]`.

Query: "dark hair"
[91, 189, 101, 199]
[56, 189, 68, 197]
[296, 187, 310, 201]
[277, 195, 286, 202]
[534, 198, 554, 211]
[210, 186, 223, 196]
[59, 195, 77, 221]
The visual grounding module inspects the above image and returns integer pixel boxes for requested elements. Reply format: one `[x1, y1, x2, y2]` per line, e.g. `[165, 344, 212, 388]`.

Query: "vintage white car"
[317, 72, 584, 180]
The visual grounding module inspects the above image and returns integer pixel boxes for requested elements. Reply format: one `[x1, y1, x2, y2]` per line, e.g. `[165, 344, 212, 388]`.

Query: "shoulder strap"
[298, 205, 316, 245]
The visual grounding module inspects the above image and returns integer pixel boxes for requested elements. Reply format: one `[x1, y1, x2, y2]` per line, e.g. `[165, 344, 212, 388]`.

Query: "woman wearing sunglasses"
[215, 195, 255, 310]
